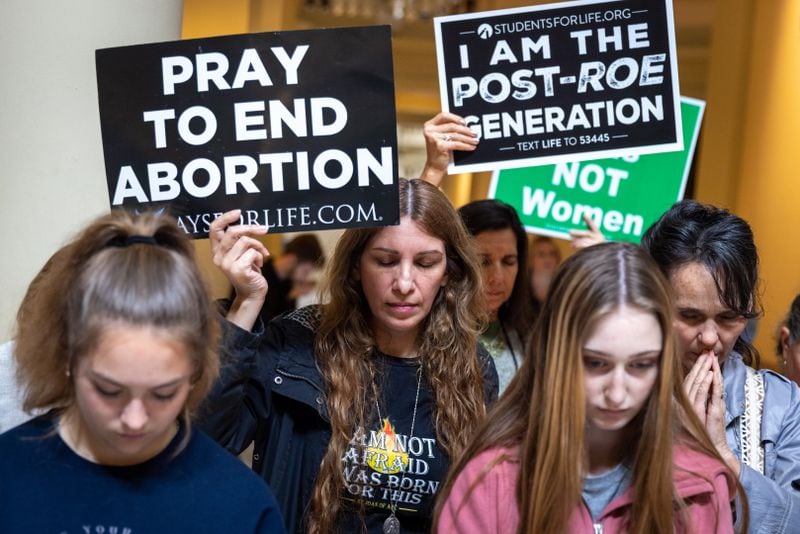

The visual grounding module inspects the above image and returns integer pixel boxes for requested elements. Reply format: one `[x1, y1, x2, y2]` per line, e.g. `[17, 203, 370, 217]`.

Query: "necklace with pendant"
[376, 364, 422, 534]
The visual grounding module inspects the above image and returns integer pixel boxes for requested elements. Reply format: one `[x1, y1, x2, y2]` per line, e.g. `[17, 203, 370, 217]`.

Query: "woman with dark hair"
[777, 295, 800, 386]
[641, 200, 800, 533]
[459, 200, 533, 392]
[0, 211, 283, 533]
[200, 178, 498, 533]
[435, 242, 744, 533]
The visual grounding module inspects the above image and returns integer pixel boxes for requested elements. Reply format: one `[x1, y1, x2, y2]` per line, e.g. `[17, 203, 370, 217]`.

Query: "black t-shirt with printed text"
[340, 352, 447, 533]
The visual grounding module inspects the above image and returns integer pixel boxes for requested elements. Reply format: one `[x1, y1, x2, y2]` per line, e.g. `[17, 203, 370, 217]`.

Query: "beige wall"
[0, 1, 184, 342]
[694, 0, 800, 368]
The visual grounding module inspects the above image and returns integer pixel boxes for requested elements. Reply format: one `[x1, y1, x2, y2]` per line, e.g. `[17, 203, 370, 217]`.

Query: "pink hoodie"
[437, 446, 735, 533]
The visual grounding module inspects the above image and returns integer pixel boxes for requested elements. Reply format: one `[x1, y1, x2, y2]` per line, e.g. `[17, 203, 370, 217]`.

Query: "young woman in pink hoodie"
[435, 242, 747, 533]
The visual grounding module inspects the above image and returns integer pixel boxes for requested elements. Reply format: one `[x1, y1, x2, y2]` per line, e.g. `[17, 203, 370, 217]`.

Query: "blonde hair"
[435, 241, 747, 533]
[14, 210, 220, 432]
[308, 178, 488, 533]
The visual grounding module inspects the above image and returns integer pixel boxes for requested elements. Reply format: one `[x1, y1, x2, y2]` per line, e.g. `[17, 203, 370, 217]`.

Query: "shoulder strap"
[740, 366, 766, 474]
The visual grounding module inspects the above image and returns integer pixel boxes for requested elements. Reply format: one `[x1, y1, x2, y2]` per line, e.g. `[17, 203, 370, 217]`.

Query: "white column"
[0, 0, 184, 340]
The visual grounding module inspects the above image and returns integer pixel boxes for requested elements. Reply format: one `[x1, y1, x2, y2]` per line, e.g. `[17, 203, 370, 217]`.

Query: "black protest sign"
[434, 0, 682, 173]
[96, 26, 398, 238]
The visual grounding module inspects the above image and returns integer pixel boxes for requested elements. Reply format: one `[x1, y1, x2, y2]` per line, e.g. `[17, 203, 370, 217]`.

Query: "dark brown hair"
[777, 294, 800, 355]
[283, 233, 325, 266]
[641, 200, 761, 367]
[458, 199, 534, 336]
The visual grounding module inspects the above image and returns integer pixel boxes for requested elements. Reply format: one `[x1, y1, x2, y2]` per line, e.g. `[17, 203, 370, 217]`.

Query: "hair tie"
[110, 235, 158, 248]
[126, 235, 157, 246]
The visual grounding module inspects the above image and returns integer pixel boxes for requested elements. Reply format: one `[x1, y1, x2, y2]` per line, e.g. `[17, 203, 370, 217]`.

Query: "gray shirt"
[479, 322, 523, 394]
[581, 462, 631, 521]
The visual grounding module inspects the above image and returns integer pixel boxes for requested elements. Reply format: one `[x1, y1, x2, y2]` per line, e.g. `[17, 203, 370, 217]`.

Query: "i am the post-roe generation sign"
[489, 97, 704, 244]
[95, 26, 398, 238]
[434, 0, 682, 173]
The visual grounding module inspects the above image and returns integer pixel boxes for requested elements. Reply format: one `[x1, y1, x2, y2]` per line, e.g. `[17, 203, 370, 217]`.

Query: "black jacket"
[198, 306, 499, 533]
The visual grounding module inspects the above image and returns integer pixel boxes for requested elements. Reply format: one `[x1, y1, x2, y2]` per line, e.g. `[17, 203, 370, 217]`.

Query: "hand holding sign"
[568, 213, 605, 250]
[420, 112, 479, 186]
[210, 210, 269, 331]
[434, 0, 682, 173]
[96, 26, 398, 238]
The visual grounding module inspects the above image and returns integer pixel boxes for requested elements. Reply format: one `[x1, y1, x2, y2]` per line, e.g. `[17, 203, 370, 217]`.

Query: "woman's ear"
[780, 325, 791, 354]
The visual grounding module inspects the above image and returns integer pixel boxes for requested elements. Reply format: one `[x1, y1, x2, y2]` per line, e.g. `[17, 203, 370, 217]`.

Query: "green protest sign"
[489, 97, 704, 244]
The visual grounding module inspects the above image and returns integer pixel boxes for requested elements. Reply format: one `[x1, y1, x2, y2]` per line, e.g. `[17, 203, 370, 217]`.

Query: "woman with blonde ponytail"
[435, 242, 746, 533]
[200, 178, 497, 533]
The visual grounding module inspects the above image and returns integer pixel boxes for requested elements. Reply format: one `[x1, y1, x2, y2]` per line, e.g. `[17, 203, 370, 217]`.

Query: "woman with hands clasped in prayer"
[642, 200, 800, 533]
[435, 242, 744, 533]
[199, 178, 498, 534]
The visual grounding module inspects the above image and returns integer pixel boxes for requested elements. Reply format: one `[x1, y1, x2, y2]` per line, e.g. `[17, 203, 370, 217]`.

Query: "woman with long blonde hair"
[435, 242, 745, 533]
[201, 178, 497, 533]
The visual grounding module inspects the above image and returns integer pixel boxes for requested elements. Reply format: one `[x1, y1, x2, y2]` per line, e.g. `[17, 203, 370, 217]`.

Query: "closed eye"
[152, 391, 177, 402]
[373, 255, 397, 267]
[93, 383, 122, 398]
[629, 358, 658, 371]
[583, 357, 608, 372]
[677, 310, 703, 323]
[718, 313, 743, 323]
[415, 252, 444, 269]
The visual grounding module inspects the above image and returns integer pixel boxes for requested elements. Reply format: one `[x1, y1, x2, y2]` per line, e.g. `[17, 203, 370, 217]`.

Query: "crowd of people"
[1, 112, 799, 534]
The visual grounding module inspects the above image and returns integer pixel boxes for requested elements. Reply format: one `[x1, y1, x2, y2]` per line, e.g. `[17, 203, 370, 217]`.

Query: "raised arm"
[420, 112, 479, 187]
[209, 210, 270, 331]
[568, 213, 605, 250]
